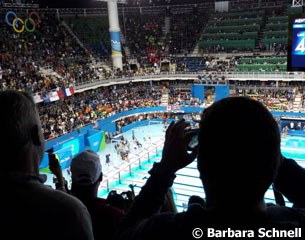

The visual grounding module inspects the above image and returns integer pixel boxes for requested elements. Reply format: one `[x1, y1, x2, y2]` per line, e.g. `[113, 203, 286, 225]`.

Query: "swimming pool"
[97, 124, 305, 211]
[281, 136, 305, 168]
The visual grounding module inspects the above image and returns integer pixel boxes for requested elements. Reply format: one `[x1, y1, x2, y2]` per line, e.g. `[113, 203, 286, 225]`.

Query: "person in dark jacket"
[0, 90, 94, 240]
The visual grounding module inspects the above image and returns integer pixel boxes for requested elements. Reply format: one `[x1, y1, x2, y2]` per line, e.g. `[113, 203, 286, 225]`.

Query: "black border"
[287, 13, 305, 72]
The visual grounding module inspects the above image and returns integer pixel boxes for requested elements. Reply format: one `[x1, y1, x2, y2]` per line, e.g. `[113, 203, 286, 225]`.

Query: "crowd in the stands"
[38, 82, 164, 140]
[0, 2, 302, 142]
[0, 12, 109, 94]
[0, 4, 293, 97]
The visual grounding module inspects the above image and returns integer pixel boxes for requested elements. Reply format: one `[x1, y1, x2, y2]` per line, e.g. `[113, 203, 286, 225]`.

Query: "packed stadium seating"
[1, 2, 305, 139]
[65, 16, 111, 59]
[236, 56, 287, 72]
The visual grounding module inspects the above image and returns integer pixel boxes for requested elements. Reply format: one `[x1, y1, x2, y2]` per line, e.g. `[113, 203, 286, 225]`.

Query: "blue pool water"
[281, 136, 305, 168]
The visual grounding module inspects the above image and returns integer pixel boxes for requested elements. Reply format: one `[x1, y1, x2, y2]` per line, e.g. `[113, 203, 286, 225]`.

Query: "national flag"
[33, 93, 43, 103]
[69, 86, 75, 95]
[49, 91, 59, 102]
[65, 87, 74, 96]
[62, 87, 67, 97]
[42, 92, 50, 104]
[65, 88, 71, 96]
[57, 89, 64, 99]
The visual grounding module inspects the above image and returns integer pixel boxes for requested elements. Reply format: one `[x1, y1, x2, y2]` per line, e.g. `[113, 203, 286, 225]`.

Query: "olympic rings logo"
[5, 11, 41, 33]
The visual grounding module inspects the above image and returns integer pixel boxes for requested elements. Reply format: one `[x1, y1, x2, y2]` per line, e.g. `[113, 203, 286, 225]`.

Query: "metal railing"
[100, 140, 163, 192]
[74, 71, 305, 92]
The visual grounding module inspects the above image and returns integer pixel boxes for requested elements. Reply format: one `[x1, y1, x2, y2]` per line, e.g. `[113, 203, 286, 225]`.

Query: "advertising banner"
[54, 145, 73, 170]
[110, 31, 122, 55]
[86, 129, 103, 152]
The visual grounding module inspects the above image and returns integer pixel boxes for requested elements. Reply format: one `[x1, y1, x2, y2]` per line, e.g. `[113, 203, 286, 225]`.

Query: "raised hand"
[159, 119, 198, 174]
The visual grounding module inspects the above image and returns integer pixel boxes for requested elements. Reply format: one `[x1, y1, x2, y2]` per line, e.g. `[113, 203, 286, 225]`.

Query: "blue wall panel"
[45, 130, 78, 151]
[191, 84, 204, 101]
[215, 85, 230, 101]
[86, 130, 103, 152]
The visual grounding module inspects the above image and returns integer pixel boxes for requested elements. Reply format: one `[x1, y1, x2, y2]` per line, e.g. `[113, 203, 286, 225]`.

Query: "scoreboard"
[288, 14, 305, 71]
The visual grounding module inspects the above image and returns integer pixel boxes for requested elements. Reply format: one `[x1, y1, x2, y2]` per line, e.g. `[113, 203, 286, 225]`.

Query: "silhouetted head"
[197, 97, 281, 208]
[70, 150, 103, 198]
[188, 195, 206, 208]
[0, 90, 45, 174]
[71, 150, 103, 184]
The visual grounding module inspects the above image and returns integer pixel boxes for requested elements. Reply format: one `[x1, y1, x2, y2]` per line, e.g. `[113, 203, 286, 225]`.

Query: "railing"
[74, 72, 201, 92]
[230, 85, 293, 91]
[74, 71, 305, 93]
[100, 140, 164, 192]
[225, 72, 305, 81]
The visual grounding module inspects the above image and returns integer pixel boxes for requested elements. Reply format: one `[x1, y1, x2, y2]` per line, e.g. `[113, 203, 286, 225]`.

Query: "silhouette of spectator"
[0, 90, 94, 240]
[71, 150, 124, 240]
[188, 195, 206, 208]
[114, 97, 305, 240]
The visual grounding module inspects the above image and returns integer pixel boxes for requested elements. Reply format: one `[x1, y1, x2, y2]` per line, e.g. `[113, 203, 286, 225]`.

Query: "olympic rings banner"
[4, 10, 41, 33]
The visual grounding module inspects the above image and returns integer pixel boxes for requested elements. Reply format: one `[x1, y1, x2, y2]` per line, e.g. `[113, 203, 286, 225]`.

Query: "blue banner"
[215, 85, 230, 101]
[78, 134, 86, 153]
[61, 138, 80, 156]
[39, 152, 49, 169]
[45, 130, 78, 151]
[53, 137, 81, 157]
[110, 31, 122, 55]
[86, 129, 103, 152]
[54, 146, 73, 170]
[191, 84, 204, 101]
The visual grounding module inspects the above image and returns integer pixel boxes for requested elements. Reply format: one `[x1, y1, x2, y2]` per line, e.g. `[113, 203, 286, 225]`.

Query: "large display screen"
[288, 14, 305, 71]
